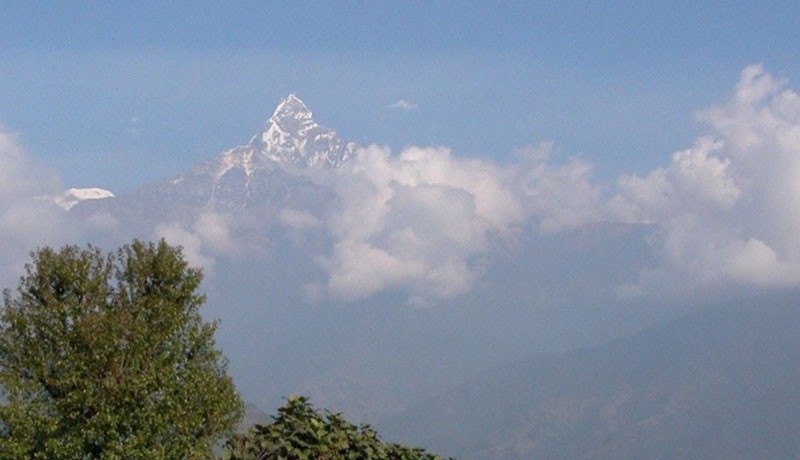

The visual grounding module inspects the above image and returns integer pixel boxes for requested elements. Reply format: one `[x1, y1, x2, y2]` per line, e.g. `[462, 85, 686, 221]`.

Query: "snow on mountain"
[68, 94, 351, 219]
[68, 94, 347, 235]
[152, 94, 356, 210]
[200, 94, 355, 181]
[51, 187, 115, 210]
[254, 94, 355, 169]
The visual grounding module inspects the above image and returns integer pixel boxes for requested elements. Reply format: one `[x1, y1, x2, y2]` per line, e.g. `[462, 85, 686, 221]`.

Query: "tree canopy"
[222, 396, 451, 460]
[0, 240, 242, 459]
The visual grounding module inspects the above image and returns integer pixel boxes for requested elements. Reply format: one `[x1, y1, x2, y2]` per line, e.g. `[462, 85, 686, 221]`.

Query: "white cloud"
[609, 137, 740, 223]
[0, 126, 71, 288]
[310, 144, 524, 302]
[326, 240, 427, 300]
[515, 141, 606, 233]
[388, 99, 418, 111]
[0, 127, 58, 197]
[155, 212, 239, 273]
[669, 138, 740, 209]
[125, 115, 142, 137]
[723, 237, 799, 286]
[8, 64, 800, 306]
[155, 221, 215, 271]
[612, 65, 800, 293]
[279, 208, 323, 231]
[86, 212, 120, 233]
[193, 212, 237, 255]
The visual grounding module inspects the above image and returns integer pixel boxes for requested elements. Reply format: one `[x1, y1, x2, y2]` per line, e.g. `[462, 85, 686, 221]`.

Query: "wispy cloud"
[388, 99, 418, 111]
[515, 141, 605, 233]
[155, 212, 239, 274]
[0, 126, 72, 287]
[124, 115, 142, 137]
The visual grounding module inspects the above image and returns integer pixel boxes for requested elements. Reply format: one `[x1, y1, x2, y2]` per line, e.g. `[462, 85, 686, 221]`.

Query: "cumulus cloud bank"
[4, 65, 800, 305]
[307, 141, 608, 302]
[312, 145, 523, 301]
[304, 65, 800, 302]
[610, 65, 800, 291]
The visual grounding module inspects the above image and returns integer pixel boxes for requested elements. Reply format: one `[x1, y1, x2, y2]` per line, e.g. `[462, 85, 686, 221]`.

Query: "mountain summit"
[165, 94, 357, 209]
[247, 94, 354, 169]
[71, 95, 354, 216]
[169, 94, 352, 185]
[266, 93, 313, 124]
[184, 94, 355, 189]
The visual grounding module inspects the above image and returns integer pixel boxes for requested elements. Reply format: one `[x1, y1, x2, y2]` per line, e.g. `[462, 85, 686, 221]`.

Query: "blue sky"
[5, 2, 800, 410]
[1, 1, 798, 192]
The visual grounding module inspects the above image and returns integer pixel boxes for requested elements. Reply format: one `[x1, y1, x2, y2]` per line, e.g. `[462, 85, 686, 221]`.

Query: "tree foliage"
[222, 396, 452, 460]
[0, 240, 243, 459]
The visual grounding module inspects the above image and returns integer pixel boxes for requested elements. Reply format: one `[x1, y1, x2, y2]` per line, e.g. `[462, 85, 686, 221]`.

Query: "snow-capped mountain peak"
[50, 187, 115, 210]
[190, 94, 351, 178]
[269, 93, 313, 122]
[139, 95, 358, 210]
[245, 94, 353, 169]
[69, 96, 353, 215]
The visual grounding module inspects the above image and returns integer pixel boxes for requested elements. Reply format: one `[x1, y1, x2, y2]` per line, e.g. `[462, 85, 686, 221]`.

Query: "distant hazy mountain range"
[380, 293, 800, 460]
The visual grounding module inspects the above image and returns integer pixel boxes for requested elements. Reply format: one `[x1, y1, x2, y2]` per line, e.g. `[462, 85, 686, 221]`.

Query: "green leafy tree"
[0, 240, 243, 459]
[222, 396, 452, 460]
